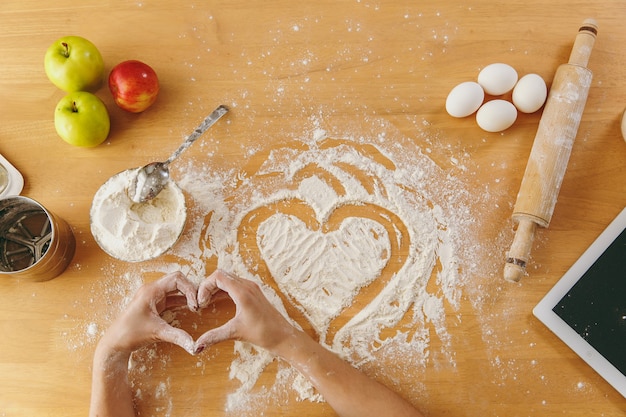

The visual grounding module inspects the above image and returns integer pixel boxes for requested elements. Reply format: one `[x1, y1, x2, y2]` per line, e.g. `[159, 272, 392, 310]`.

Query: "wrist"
[269, 326, 315, 362]
[94, 336, 132, 372]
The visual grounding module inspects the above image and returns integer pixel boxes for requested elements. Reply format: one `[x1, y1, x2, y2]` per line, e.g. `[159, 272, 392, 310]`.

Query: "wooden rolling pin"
[504, 19, 598, 282]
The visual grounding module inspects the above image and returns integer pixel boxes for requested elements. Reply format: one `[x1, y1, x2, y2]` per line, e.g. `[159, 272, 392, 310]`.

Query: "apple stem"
[61, 42, 70, 58]
[71, 101, 78, 113]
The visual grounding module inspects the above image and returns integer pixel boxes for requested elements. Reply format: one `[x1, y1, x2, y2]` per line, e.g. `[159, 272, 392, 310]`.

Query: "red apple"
[108, 60, 159, 113]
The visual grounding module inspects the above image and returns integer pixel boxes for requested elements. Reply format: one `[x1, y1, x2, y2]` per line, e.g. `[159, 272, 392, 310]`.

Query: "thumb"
[155, 322, 195, 355]
[194, 322, 236, 354]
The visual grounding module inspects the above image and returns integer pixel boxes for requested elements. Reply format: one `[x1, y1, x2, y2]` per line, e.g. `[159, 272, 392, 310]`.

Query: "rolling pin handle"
[568, 18, 598, 67]
[504, 218, 537, 282]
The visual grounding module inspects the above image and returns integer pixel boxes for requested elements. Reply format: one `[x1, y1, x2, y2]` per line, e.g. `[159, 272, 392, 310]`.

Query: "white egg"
[476, 99, 518, 132]
[477, 63, 518, 96]
[445, 81, 485, 118]
[512, 74, 548, 113]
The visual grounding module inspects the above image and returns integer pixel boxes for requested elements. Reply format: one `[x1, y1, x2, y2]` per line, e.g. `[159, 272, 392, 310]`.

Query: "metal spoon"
[129, 104, 229, 203]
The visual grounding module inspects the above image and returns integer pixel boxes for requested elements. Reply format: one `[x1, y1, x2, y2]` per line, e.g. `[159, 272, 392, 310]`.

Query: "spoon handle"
[165, 104, 229, 165]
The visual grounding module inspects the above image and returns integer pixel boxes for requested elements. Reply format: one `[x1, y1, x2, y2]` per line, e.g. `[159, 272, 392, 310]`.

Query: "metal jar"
[0, 196, 75, 281]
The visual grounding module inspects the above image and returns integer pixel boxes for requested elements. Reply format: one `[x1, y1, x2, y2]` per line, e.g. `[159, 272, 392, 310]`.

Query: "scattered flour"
[138, 118, 489, 408]
[86, 322, 99, 338]
[54, 6, 519, 414]
[62, 114, 503, 416]
[62, 269, 144, 352]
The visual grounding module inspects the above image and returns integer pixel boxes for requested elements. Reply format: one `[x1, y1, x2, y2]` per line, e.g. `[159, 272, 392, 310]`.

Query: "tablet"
[533, 206, 626, 399]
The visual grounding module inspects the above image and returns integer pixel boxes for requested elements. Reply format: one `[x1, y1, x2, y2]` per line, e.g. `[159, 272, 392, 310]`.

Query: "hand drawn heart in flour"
[239, 199, 410, 343]
[238, 197, 411, 346]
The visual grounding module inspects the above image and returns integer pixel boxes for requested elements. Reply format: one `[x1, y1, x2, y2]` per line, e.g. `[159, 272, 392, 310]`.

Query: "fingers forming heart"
[157, 270, 235, 355]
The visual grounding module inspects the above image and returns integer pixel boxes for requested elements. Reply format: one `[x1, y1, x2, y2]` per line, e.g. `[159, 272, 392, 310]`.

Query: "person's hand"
[194, 270, 425, 417]
[194, 270, 294, 355]
[90, 272, 199, 417]
[91, 270, 425, 417]
[98, 271, 200, 355]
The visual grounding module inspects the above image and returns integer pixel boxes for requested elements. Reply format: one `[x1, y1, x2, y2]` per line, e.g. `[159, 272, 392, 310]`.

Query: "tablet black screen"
[552, 227, 626, 374]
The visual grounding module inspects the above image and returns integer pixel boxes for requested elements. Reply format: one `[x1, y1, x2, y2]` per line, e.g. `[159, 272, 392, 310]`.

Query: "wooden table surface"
[1, 1, 625, 416]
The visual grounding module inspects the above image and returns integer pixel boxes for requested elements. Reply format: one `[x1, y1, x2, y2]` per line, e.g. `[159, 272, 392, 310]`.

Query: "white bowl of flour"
[90, 168, 187, 262]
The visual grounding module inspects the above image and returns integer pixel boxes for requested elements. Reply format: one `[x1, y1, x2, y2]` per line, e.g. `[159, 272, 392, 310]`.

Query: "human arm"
[89, 271, 199, 417]
[195, 270, 424, 417]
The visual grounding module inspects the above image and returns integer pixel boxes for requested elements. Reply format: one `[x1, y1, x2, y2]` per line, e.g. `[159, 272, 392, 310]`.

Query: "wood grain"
[0, 1, 625, 416]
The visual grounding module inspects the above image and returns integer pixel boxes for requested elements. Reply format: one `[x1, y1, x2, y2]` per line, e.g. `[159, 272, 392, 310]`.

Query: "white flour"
[258, 211, 391, 336]
[144, 121, 487, 409]
[68, 119, 499, 415]
[90, 168, 187, 262]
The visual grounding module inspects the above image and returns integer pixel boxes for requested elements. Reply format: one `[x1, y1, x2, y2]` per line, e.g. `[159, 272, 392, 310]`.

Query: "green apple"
[54, 92, 110, 147]
[44, 36, 104, 92]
